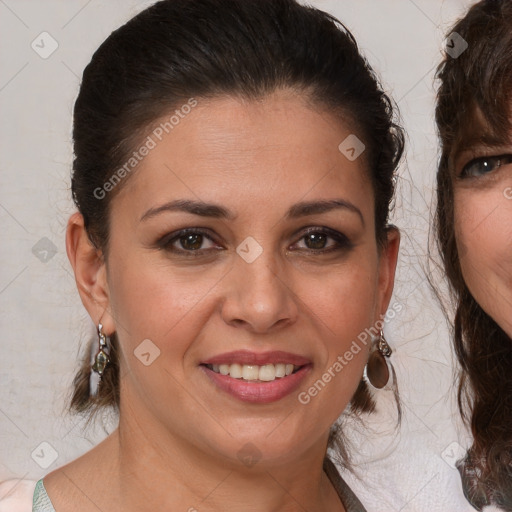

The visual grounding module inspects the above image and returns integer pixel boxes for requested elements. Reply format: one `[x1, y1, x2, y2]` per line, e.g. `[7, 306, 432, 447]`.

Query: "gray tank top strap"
[323, 457, 368, 512]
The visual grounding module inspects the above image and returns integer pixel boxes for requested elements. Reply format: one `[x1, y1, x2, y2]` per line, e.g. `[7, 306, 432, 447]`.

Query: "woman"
[435, 1, 512, 510]
[26, 0, 404, 510]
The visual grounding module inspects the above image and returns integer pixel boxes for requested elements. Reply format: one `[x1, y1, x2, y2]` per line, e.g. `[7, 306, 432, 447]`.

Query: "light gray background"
[0, 0, 476, 510]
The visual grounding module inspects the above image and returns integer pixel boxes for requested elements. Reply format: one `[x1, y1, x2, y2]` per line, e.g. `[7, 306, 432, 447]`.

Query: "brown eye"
[179, 233, 204, 250]
[291, 227, 352, 253]
[158, 228, 220, 254]
[304, 232, 328, 249]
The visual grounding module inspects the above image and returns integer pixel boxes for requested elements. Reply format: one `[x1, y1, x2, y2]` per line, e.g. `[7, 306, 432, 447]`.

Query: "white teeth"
[208, 362, 301, 381]
[229, 363, 243, 379]
[242, 365, 260, 380]
[275, 363, 286, 378]
[259, 364, 276, 381]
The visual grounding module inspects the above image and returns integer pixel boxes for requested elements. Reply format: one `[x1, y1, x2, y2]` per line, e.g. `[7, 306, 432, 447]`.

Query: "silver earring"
[363, 330, 394, 390]
[90, 323, 110, 397]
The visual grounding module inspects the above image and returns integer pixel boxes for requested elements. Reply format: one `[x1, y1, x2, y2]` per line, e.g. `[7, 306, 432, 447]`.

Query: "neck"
[105, 416, 345, 512]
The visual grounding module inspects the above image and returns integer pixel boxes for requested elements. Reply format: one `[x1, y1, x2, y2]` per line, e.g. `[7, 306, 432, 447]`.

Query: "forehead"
[450, 103, 512, 166]
[114, 91, 373, 217]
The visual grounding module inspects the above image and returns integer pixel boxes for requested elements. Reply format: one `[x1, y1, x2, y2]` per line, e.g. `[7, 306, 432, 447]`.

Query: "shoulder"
[0, 478, 38, 512]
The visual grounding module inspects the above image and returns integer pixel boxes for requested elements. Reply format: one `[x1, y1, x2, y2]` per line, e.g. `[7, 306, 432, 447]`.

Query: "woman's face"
[453, 123, 512, 338]
[88, 91, 398, 466]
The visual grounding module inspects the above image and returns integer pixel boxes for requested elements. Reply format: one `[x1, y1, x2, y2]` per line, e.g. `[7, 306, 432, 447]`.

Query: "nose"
[220, 249, 299, 334]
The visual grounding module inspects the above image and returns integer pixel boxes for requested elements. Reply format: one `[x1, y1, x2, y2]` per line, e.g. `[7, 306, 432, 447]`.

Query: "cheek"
[297, 259, 378, 368]
[107, 245, 379, 394]
[110, 249, 380, 331]
[283, 262, 377, 422]
[310, 268, 377, 336]
[106, 256, 226, 362]
[455, 190, 512, 288]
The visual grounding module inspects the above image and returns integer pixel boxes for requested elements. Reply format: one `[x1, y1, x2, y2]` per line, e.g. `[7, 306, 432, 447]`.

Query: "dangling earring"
[363, 329, 394, 390]
[89, 323, 111, 397]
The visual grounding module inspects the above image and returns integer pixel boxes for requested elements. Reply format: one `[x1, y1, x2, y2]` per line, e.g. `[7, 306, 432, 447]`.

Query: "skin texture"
[453, 128, 512, 339]
[48, 90, 399, 511]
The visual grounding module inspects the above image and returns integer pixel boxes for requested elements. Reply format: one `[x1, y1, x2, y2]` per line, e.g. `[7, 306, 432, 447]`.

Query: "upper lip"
[201, 350, 311, 366]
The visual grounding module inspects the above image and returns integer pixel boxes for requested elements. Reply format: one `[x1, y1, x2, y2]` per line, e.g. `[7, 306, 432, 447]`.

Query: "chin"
[208, 430, 314, 469]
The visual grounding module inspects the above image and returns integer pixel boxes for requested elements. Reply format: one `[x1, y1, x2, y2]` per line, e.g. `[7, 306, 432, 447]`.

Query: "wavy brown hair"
[435, 1, 512, 509]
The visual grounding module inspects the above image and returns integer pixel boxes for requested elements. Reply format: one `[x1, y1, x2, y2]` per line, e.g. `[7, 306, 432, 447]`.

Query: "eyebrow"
[285, 199, 364, 225]
[140, 199, 234, 222]
[140, 198, 364, 225]
[452, 132, 509, 165]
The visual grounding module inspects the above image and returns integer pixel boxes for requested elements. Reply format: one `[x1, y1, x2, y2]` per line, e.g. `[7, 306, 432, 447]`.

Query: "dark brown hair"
[68, 0, 404, 462]
[435, 1, 512, 508]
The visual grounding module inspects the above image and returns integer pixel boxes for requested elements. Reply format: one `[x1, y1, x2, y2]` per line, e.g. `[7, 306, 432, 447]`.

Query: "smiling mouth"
[202, 363, 303, 382]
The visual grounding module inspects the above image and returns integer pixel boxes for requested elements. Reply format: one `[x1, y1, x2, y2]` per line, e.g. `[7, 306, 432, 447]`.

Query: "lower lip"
[201, 365, 312, 404]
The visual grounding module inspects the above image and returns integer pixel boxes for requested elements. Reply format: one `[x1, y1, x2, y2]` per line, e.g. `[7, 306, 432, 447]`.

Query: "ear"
[65, 212, 116, 335]
[375, 226, 400, 319]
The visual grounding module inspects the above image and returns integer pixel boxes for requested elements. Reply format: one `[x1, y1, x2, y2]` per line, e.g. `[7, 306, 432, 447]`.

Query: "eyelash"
[157, 227, 352, 257]
[460, 153, 512, 179]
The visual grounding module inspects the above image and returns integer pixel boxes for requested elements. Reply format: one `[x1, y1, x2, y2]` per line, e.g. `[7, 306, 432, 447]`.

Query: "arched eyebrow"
[140, 198, 364, 226]
[140, 199, 234, 222]
[285, 199, 364, 226]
